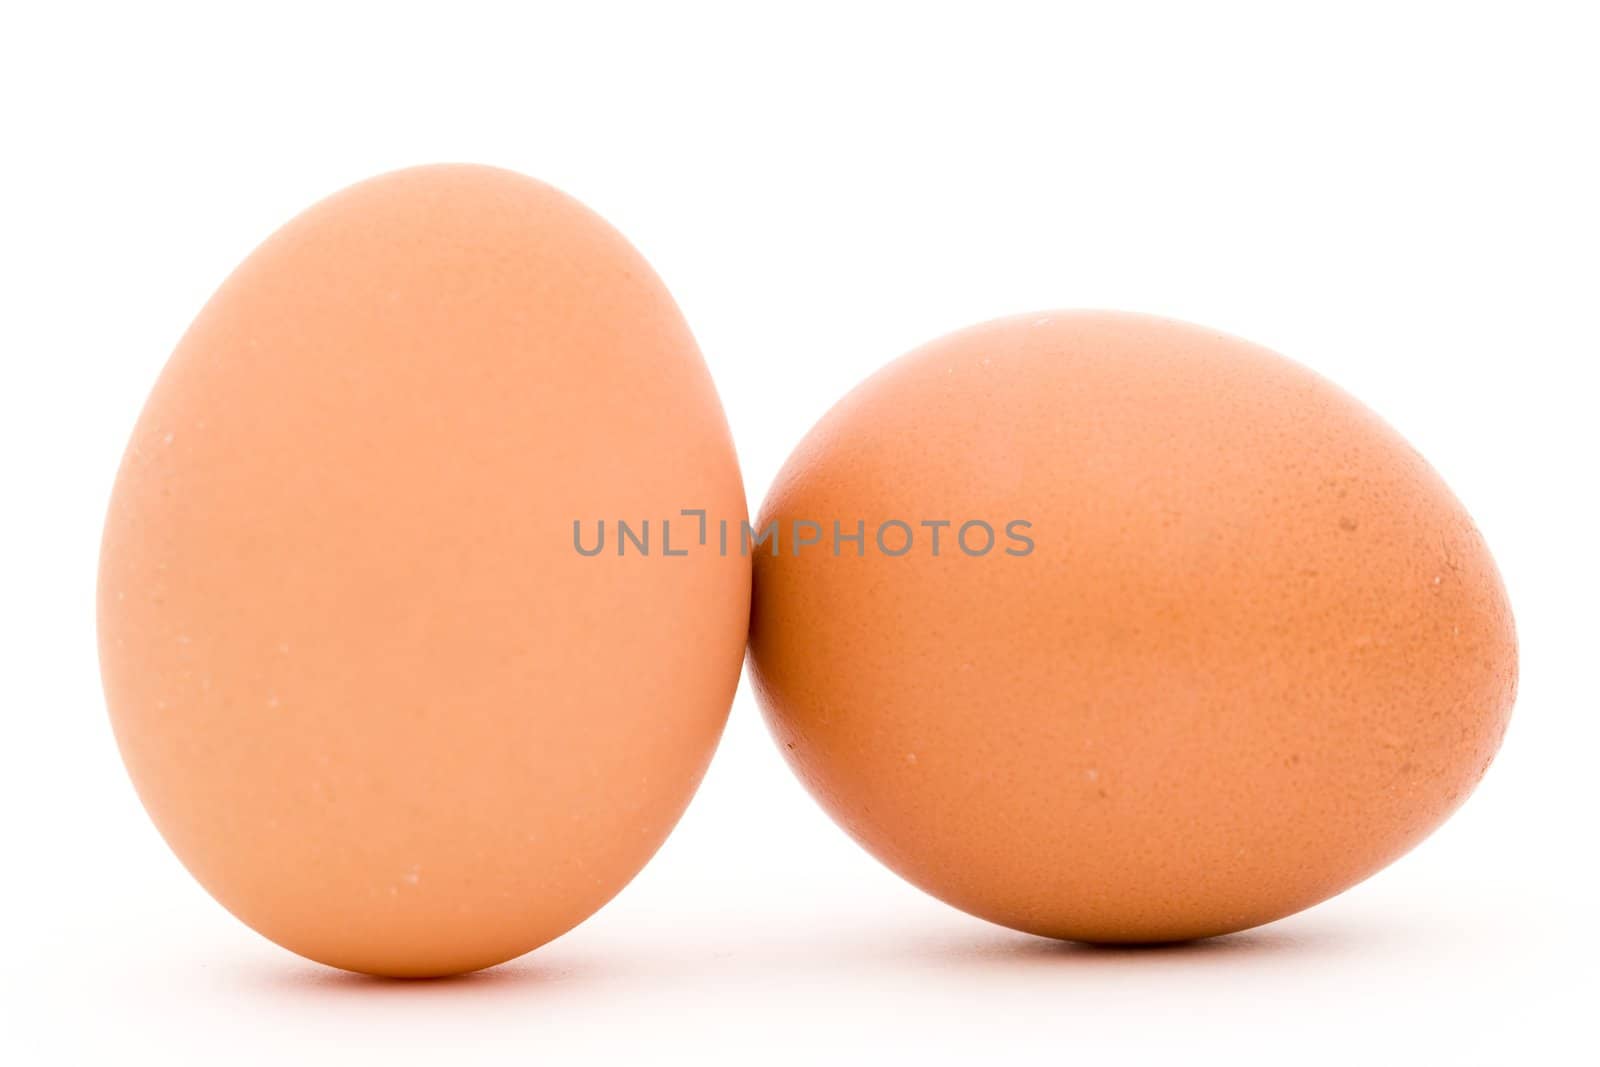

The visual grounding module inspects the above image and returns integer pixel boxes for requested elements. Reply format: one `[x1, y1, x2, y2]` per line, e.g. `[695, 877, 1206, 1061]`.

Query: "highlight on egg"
[748, 310, 1517, 943]
[98, 165, 750, 976]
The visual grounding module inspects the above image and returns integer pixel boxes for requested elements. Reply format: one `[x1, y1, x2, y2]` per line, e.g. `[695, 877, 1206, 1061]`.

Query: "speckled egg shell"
[749, 310, 1516, 942]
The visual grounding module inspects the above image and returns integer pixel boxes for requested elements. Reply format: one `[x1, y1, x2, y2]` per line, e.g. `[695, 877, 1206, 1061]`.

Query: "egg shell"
[98, 165, 749, 976]
[749, 311, 1516, 942]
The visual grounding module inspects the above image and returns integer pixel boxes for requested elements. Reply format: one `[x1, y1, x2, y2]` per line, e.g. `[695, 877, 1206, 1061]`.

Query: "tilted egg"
[749, 310, 1516, 942]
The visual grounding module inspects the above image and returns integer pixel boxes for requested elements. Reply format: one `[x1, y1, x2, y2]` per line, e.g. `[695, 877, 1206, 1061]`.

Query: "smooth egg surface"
[99, 165, 749, 976]
[749, 311, 1516, 942]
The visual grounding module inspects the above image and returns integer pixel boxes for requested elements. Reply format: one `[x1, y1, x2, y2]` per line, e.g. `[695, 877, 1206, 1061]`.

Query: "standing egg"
[749, 311, 1517, 942]
[98, 165, 749, 976]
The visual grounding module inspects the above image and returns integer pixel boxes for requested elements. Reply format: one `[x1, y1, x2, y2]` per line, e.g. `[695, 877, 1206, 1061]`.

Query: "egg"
[98, 165, 749, 976]
[749, 311, 1517, 942]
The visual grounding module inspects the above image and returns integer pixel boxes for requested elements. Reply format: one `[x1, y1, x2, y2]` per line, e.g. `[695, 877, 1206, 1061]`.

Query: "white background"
[3, 2, 1596, 1063]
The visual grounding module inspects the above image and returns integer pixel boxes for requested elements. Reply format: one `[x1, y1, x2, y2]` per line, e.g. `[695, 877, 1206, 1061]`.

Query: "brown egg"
[749, 311, 1516, 942]
[98, 165, 749, 976]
